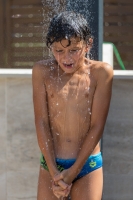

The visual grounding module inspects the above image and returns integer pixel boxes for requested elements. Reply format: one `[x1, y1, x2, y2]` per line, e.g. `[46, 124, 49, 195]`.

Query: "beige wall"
[0, 71, 133, 200]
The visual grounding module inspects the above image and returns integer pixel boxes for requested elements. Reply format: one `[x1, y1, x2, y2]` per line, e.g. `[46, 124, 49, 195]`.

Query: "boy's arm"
[54, 63, 113, 184]
[71, 63, 113, 178]
[32, 63, 58, 177]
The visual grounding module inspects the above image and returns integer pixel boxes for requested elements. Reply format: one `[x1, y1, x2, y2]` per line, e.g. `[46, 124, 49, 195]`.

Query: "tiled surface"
[102, 79, 133, 199]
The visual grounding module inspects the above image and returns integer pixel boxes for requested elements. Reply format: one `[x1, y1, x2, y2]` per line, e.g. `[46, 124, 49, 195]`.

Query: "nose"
[62, 51, 73, 63]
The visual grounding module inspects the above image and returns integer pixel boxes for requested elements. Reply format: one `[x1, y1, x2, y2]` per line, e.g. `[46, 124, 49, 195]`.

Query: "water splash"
[41, 0, 66, 59]
[41, 0, 96, 60]
[45, 142, 48, 149]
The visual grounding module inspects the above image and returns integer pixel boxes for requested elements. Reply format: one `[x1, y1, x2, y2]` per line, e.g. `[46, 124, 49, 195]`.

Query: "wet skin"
[45, 59, 99, 159]
[48, 38, 100, 158]
[32, 37, 113, 199]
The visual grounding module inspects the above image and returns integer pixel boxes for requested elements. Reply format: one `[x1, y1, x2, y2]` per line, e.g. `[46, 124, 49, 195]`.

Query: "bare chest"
[46, 73, 97, 113]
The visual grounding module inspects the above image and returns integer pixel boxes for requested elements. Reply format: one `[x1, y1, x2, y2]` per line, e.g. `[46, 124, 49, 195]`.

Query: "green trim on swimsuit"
[40, 154, 65, 172]
[89, 161, 97, 168]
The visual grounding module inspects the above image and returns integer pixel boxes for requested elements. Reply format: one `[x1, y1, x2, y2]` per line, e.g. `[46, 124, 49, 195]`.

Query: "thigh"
[38, 166, 70, 200]
[70, 167, 103, 200]
[37, 166, 56, 200]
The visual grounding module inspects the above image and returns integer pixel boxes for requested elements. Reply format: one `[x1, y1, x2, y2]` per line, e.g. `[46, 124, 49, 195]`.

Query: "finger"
[54, 193, 60, 198]
[53, 190, 66, 197]
[52, 185, 63, 192]
[54, 181, 58, 186]
[68, 183, 72, 190]
[65, 184, 72, 197]
[65, 188, 70, 197]
[52, 182, 66, 197]
[53, 190, 61, 199]
[52, 181, 60, 188]
[53, 180, 67, 189]
[65, 191, 69, 197]
[57, 180, 68, 189]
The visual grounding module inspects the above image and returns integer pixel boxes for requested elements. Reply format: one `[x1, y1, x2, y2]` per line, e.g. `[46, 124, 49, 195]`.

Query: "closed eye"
[56, 50, 63, 53]
[70, 49, 80, 53]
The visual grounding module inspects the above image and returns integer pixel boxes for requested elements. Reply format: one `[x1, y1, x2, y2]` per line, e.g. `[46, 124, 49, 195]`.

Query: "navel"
[51, 93, 54, 98]
[66, 138, 71, 143]
[85, 93, 89, 98]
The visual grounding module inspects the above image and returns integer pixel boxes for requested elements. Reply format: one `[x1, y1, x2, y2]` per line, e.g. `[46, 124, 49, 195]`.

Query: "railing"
[103, 42, 126, 70]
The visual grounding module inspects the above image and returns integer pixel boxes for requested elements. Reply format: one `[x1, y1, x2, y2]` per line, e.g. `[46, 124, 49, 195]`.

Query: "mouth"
[63, 63, 74, 69]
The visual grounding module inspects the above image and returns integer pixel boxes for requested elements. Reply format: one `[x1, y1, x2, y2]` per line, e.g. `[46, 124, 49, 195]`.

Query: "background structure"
[0, 1, 133, 200]
[0, 0, 133, 69]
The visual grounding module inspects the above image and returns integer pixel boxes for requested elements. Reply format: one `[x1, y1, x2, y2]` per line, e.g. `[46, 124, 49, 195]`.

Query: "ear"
[85, 37, 93, 53]
[89, 38, 93, 48]
[88, 37, 93, 47]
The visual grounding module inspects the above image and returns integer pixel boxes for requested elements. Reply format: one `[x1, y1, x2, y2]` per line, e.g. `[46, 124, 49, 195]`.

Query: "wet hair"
[46, 11, 92, 48]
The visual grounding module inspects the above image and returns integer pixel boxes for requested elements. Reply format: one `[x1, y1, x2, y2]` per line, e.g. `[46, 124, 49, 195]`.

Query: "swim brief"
[40, 152, 102, 182]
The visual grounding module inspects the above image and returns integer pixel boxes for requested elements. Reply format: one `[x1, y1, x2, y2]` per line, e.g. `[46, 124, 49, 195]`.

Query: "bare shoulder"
[90, 60, 113, 82]
[32, 58, 57, 80]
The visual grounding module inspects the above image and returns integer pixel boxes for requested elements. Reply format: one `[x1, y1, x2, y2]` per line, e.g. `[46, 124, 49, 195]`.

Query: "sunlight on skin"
[33, 11, 113, 200]
[51, 37, 92, 75]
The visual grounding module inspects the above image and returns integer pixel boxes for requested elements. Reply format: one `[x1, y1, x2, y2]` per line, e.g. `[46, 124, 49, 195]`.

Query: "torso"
[43, 59, 101, 158]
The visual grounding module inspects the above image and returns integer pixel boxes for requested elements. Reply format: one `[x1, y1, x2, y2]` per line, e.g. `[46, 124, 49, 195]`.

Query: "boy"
[32, 11, 113, 200]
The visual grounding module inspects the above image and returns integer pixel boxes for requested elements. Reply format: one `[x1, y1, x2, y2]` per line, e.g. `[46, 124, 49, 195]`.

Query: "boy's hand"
[52, 180, 72, 199]
[52, 168, 75, 198]
[53, 169, 75, 185]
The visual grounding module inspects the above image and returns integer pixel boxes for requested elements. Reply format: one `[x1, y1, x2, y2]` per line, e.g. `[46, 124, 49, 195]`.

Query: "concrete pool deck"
[0, 69, 133, 200]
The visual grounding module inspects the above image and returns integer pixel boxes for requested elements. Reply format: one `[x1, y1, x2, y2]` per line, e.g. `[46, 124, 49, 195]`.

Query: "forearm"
[36, 121, 58, 177]
[70, 125, 103, 178]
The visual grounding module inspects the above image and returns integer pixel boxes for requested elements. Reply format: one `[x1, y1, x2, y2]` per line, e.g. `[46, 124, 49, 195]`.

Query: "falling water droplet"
[46, 142, 48, 148]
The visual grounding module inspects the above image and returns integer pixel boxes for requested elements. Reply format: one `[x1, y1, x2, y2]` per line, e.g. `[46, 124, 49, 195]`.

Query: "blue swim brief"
[40, 152, 102, 182]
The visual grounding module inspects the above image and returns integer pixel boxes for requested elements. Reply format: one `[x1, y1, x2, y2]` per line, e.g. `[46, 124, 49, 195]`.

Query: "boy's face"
[51, 37, 90, 73]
